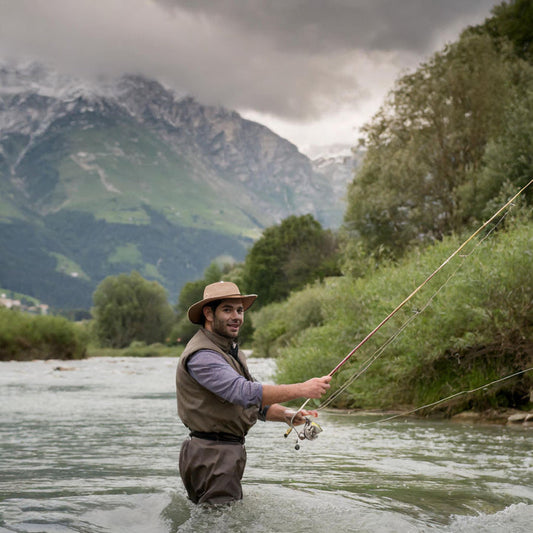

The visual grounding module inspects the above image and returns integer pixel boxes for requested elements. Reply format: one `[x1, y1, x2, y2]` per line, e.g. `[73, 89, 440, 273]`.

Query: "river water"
[0, 356, 531, 533]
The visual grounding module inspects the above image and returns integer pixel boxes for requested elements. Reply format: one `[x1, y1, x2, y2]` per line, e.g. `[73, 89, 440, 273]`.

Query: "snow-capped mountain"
[0, 61, 354, 309]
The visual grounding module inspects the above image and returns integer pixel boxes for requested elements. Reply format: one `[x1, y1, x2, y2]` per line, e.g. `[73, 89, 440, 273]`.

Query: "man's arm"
[187, 350, 263, 407]
[187, 350, 331, 414]
[264, 403, 319, 425]
[261, 376, 331, 406]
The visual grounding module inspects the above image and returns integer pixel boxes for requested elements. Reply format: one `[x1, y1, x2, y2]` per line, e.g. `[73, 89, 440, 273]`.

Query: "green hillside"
[1, 74, 340, 310]
[0, 110, 256, 308]
[0, 209, 249, 309]
[10, 110, 267, 237]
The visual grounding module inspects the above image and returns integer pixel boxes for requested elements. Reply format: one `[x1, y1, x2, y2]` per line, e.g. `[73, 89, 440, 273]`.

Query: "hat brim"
[187, 293, 257, 324]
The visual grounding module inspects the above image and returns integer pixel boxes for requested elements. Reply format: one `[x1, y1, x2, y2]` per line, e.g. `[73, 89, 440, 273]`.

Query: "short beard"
[213, 315, 239, 339]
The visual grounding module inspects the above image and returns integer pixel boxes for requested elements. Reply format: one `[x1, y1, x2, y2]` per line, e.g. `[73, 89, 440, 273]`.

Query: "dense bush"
[251, 285, 327, 358]
[0, 308, 88, 360]
[270, 215, 532, 412]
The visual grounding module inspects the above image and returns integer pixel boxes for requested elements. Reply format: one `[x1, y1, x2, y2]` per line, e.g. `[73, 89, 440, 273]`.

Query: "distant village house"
[0, 293, 49, 315]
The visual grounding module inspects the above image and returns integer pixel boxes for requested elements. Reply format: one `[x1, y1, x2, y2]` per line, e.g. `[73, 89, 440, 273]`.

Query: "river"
[0, 356, 531, 532]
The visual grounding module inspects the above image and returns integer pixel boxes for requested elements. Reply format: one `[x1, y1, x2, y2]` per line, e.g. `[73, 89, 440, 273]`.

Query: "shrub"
[271, 216, 532, 411]
[251, 282, 329, 358]
[92, 271, 175, 348]
[0, 308, 88, 360]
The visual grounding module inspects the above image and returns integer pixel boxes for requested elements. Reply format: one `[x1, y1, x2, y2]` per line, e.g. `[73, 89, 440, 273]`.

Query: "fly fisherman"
[176, 281, 331, 505]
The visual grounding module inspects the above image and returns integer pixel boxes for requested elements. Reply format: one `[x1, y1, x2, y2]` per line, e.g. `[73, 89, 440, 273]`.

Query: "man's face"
[204, 299, 244, 339]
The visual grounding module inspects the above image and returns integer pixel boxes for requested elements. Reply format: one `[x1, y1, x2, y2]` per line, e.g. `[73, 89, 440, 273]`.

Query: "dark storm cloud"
[155, 0, 498, 53]
[0, 0, 501, 147]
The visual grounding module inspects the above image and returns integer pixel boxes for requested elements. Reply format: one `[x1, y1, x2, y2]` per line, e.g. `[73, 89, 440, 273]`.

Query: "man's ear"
[203, 305, 213, 323]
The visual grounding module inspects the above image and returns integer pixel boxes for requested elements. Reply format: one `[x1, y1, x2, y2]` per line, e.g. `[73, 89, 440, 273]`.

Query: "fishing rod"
[285, 178, 533, 447]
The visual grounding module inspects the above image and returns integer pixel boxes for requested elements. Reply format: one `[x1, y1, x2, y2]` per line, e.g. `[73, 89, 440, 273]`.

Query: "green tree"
[473, 0, 533, 63]
[92, 271, 174, 348]
[457, 81, 533, 223]
[175, 263, 223, 317]
[242, 214, 340, 307]
[344, 32, 525, 260]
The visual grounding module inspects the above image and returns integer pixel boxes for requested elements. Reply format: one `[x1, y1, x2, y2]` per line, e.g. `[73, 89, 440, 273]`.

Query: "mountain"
[311, 148, 362, 204]
[0, 61, 354, 310]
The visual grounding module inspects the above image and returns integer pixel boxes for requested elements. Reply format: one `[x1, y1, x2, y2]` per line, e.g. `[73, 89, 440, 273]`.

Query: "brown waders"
[179, 435, 247, 504]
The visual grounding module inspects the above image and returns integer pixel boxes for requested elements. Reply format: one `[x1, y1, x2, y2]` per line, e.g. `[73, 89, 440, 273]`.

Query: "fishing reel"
[302, 417, 323, 440]
[285, 416, 323, 450]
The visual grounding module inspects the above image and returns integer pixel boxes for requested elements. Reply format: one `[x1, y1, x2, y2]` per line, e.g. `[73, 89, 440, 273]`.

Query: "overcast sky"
[0, 0, 502, 156]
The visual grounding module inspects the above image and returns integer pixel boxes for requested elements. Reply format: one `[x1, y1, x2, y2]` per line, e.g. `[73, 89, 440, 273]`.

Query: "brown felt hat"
[187, 281, 257, 324]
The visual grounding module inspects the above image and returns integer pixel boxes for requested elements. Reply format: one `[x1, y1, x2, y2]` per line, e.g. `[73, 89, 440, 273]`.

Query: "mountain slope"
[0, 62, 351, 309]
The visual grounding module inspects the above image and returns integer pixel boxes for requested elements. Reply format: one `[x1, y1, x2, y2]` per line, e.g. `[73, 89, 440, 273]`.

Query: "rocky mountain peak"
[0, 60, 355, 309]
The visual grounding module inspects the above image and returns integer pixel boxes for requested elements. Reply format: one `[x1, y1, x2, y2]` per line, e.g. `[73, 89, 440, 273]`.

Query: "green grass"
[108, 243, 143, 265]
[50, 252, 90, 280]
[0, 194, 23, 220]
[142, 263, 166, 283]
[55, 123, 270, 237]
[87, 342, 182, 358]
[0, 288, 42, 306]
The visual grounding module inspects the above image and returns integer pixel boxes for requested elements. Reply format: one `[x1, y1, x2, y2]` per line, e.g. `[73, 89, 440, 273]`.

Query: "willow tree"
[343, 32, 525, 260]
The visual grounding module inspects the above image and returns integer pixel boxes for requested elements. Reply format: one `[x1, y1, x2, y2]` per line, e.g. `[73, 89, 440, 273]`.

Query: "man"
[176, 281, 331, 505]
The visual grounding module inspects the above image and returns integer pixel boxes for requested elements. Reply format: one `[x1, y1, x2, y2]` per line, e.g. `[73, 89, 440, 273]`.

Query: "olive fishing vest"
[176, 328, 259, 437]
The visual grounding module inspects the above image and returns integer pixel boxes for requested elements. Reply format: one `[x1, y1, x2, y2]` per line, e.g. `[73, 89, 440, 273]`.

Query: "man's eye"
[221, 306, 244, 314]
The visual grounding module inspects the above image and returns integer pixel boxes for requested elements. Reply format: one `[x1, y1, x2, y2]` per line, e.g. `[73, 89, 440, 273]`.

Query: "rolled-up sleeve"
[186, 350, 263, 408]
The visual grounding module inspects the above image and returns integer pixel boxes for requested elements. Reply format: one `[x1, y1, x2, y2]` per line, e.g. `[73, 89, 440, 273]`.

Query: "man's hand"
[264, 404, 317, 424]
[284, 408, 318, 426]
[261, 375, 331, 405]
[300, 375, 331, 399]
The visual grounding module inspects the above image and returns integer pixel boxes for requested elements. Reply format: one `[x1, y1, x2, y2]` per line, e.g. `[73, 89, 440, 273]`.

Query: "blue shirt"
[187, 349, 263, 408]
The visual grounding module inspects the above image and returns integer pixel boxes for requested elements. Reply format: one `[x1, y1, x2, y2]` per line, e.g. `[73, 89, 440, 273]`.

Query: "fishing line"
[359, 367, 533, 426]
[318, 259, 465, 410]
[285, 178, 532, 446]
[288, 241, 477, 436]
[317, 201, 513, 411]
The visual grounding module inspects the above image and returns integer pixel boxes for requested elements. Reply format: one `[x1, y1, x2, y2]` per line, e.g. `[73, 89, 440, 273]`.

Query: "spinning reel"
[284, 415, 323, 450]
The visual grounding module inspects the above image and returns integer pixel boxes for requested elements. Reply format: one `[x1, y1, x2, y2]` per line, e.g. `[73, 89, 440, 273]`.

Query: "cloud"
[156, 0, 494, 54]
[0, 0, 500, 151]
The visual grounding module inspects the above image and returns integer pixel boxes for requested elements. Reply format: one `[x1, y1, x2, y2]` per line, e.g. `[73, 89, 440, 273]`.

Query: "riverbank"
[86, 343, 182, 358]
[323, 407, 533, 428]
[451, 408, 533, 427]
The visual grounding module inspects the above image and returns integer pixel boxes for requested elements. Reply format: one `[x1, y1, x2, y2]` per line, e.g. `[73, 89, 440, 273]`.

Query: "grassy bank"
[0, 307, 183, 361]
[253, 217, 532, 414]
[86, 342, 182, 358]
[0, 308, 88, 360]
